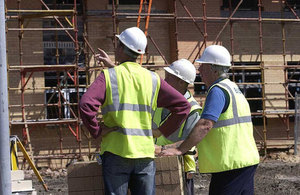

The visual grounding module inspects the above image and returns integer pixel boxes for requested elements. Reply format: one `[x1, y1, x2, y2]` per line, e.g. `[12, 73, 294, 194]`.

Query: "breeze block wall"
[67, 156, 184, 195]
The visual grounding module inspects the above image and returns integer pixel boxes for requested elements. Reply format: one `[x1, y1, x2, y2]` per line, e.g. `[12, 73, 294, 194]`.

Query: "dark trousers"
[101, 152, 156, 195]
[209, 164, 258, 195]
[184, 172, 194, 195]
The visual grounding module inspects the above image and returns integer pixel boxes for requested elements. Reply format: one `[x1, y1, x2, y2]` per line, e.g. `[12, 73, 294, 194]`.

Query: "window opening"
[43, 0, 85, 119]
[287, 61, 300, 110]
[229, 62, 263, 125]
[221, 0, 258, 11]
[109, 0, 140, 5]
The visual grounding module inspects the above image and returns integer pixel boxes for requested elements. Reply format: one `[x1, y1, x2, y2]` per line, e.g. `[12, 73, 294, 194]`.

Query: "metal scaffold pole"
[0, 0, 12, 194]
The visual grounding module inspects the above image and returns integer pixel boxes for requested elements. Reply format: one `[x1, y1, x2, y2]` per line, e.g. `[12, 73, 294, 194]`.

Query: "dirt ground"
[28, 151, 300, 195]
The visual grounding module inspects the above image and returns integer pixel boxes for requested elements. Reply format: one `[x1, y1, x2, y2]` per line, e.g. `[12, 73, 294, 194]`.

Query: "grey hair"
[210, 64, 230, 77]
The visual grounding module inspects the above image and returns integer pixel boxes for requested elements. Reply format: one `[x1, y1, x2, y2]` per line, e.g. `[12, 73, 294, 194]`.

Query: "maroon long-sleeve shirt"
[80, 72, 190, 139]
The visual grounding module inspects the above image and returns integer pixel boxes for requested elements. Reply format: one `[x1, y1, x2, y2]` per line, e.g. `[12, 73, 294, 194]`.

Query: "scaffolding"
[5, 0, 300, 164]
[6, 0, 82, 160]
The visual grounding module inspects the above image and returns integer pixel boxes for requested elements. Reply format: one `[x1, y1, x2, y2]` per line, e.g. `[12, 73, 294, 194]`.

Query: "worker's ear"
[179, 79, 188, 88]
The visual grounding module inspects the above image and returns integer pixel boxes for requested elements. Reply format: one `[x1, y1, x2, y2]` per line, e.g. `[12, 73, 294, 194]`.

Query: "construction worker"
[79, 27, 191, 195]
[160, 45, 260, 195]
[152, 59, 201, 195]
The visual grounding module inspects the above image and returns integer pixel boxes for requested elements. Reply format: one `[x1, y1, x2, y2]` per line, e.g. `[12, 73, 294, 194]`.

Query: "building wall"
[6, 0, 299, 168]
[7, 1, 44, 121]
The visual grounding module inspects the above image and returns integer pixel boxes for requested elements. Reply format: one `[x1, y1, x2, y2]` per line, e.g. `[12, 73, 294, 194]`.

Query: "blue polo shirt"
[200, 78, 230, 122]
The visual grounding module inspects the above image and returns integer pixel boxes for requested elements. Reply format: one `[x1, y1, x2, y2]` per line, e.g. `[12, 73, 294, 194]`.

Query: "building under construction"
[4, 0, 300, 169]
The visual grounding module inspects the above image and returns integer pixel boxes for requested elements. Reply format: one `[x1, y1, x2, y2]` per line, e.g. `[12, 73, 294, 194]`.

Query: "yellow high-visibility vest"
[153, 91, 201, 172]
[101, 62, 161, 158]
[197, 79, 260, 173]
[153, 91, 201, 143]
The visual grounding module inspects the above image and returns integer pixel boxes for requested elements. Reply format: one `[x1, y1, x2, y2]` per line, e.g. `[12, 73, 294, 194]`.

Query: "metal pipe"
[148, 35, 168, 65]
[285, 1, 300, 19]
[139, 0, 152, 65]
[229, 0, 235, 81]
[178, 0, 204, 37]
[137, 0, 144, 27]
[0, 0, 12, 193]
[202, 0, 207, 47]
[40, 0, 76, 43]
[280, 0, 290, 139]
[7, 9, 74, 13]
[173, 0, 179, 60]
[8, 27, 75, 31]
[112, 0, 118, 66]
[213, 0, 243, 44]
[74, 0, 81, 156]
[257, 0, 267, 155]
[295, 93, 299, 155]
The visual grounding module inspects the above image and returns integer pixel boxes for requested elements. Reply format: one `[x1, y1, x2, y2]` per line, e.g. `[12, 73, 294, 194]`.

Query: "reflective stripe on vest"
[102, 68, 158, 136]
[116, 127, 153, 136]
[101, 62, 161, 158]
[197, 79, 259, 173]
[213, 82, 252, 128]
[189, 100, 199, 108]
[102, 68, 157, 116]
[153, 91, 201, 143]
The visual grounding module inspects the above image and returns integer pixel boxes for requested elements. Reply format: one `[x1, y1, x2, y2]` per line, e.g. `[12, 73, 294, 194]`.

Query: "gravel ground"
[28, 151, 300, 195]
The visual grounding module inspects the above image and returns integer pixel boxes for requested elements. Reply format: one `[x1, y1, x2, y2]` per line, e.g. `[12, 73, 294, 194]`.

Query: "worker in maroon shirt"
[79, 27, 190, 195]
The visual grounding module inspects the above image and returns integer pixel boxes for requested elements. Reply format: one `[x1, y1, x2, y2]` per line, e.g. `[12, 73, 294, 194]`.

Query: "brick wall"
[6, 0, 300, 169]
[68, 156, 183, 195]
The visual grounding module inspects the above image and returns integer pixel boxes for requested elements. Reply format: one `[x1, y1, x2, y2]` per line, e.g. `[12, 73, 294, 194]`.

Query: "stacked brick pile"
[68, 156, 183, 195]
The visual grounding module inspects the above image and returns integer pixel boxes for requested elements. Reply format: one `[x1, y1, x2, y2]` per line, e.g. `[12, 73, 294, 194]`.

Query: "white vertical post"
[0, 0, 12, 194]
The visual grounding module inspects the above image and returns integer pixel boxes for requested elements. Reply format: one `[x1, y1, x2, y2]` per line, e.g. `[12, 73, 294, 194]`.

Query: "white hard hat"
[116, 27, 147, 54]
[196, 45, 231, 67]
[164, 59, 196, 84]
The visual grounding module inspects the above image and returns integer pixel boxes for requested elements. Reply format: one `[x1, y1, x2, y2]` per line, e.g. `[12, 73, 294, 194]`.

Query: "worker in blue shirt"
[160, 45, 260, 195]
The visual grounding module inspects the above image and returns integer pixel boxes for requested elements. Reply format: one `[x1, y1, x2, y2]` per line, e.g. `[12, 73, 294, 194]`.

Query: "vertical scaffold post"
[295, 93, 299, 155]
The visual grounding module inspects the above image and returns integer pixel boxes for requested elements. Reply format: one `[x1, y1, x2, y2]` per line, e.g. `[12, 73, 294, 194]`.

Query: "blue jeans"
[101, 152, 156, 195]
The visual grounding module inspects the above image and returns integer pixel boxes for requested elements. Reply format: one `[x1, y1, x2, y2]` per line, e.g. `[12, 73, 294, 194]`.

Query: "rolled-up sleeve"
[79, 72, 106, 139]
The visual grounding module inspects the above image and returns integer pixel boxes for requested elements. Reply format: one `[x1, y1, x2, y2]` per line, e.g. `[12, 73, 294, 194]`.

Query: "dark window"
[45, 90, 64, 119]
[229, 62, 263, 125]
[45, 89, 86, 119]
[286, 0, 300, 10]
[109, 0, 140, 5]
[43, 0, 83, 13]
[44, 71, 86, 87]
[194, 74, 206, 95]
[287, 61, 300, 110]
[43, 1, 86, 119]
[221, 0, 258, 11]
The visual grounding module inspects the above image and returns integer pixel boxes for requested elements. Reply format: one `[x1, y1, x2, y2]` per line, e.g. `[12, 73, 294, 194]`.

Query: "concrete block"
[69, 190, 104, 195]
[170, 170, 180, 184]
[13, 191, 36, 195]
[11, 170, 25, 181]
[155, 172, 162, 185]
[156, 184, 183, 195]
[68, 161, 102, 178]
[68, 176, 104, 192]
[154, 158, 162, 171]
[169, 156, 180, 170]
[12, 180, 33, 192]
[68, 158, 183, 194]
[162, 171, 172, 185]
[159, 157, 170, 171]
